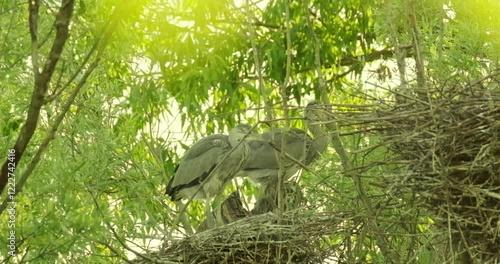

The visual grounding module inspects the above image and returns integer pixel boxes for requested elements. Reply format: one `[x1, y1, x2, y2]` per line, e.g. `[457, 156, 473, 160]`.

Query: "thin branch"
[0, 0, 124, 211]
[86, 186, 166, 264]
[210, 19, 283, 30]
[277, 0, 293, 224]
[267, 142, 317, 176]
[97, 241, 133, 264]
[28, 0, 40, 78]
[305, 2, 399, 262]
[45, 40, 100, 103]
[0, 54, 100, 215]
[365, 81, 430, 106]
[385, 0, 409, 103]
[296, 46, 414, 75]
[245, 0, 271, 121]
[0, 0, 75, 195]
[252, 21, 283, 29]
[407, 0, 426, 90]
[304, 7, 326, 100]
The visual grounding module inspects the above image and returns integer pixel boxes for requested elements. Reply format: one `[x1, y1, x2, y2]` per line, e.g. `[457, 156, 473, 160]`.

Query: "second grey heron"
[166, 124, 261, 227]
[236, 101, 329, 185]
[235, 101, 330, 213]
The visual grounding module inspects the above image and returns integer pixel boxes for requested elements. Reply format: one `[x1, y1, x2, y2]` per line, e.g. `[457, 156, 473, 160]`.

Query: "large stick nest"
[387, 93, 500, 259]
[334, 76, 500, 261]
[134, 210, 358, 263]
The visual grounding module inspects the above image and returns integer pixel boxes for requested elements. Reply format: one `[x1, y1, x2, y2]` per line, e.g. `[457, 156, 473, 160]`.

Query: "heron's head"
[304, 101, 329, 122]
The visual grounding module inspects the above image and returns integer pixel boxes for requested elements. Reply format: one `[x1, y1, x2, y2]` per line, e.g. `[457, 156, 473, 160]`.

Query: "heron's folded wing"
[181, 134, 227, 160]
[166, 135, 229, 197]
[244, 128, 312, 169]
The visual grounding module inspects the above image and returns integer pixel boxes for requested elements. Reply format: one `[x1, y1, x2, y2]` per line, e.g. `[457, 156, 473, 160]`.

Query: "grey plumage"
[236, 101, 329, 185]
[165, 102, 329, 226]
[166, 124, 256, 201]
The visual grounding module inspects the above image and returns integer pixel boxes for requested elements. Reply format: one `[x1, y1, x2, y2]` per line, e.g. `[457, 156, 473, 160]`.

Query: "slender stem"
[245, 0, 272, 121]
[385, 0, 408, 103]
[277, 0, 293, 222]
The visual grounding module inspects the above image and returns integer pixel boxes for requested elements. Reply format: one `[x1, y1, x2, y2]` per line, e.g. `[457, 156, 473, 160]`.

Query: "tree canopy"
[0, 0, 499, 263]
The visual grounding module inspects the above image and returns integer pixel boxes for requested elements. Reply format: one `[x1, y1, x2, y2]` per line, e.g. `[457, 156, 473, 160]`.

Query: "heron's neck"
[308, 123, 329, 154]
[308, 123, 328, 139]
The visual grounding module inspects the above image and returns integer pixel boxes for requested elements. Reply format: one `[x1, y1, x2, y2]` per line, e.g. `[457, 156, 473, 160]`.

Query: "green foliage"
[0, 0, 499, 262]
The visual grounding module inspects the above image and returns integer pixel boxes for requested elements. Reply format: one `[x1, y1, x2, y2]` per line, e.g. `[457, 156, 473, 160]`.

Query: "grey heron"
[235, 101, 330, 213]
[166, 124, 260, 227]
[236, 101, 329, 185]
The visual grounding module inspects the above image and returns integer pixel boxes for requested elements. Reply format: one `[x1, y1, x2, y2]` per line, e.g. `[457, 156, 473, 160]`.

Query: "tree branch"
[29, 0, 40, 78]
[0, 53, 100, 215]
[277, 0, 293, 225]
[304, 3, 399, 262]
[407, 0, 426, 89]
[0, 0, 75, 195]
[0, 0, 125, 211]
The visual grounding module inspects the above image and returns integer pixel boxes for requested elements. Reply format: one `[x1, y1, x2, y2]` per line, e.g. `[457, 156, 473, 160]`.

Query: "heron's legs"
[205, 197, 216, 228]
[176, 201, 194, 235]
[203, 195, 226, 229]
[212, 194, 225, 226]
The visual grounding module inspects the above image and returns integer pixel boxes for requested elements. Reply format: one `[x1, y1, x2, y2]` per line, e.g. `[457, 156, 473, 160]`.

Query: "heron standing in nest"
[166, 124, 262, 227]
[235, 101, 330, 213]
